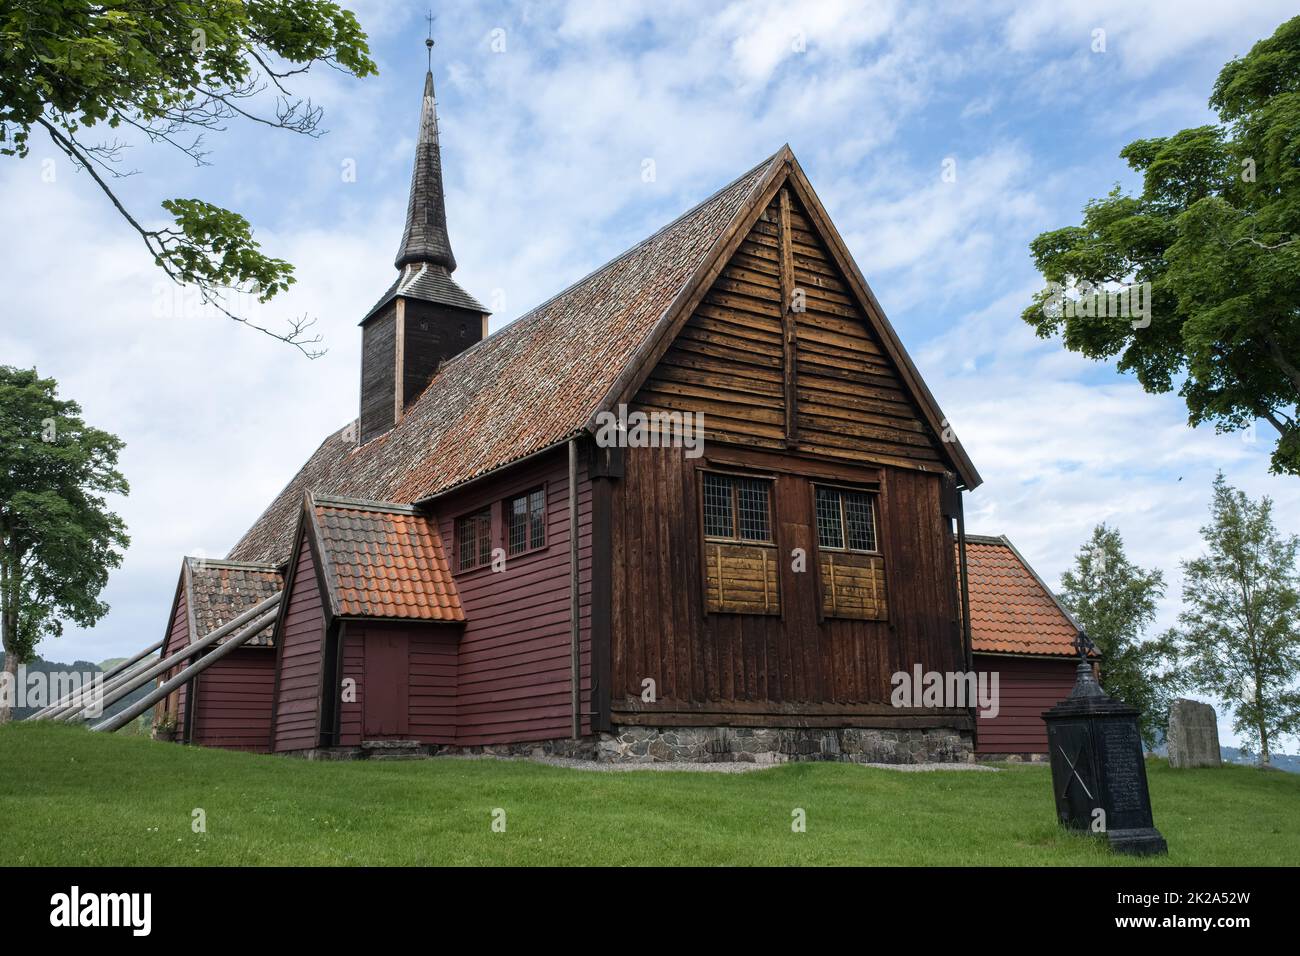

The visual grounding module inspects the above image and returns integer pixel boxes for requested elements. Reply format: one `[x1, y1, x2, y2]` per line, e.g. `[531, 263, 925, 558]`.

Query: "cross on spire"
[425, 11, 435, 70]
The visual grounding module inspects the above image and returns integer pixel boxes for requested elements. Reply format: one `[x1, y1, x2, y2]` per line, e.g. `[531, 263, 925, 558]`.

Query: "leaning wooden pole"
[57, 593, 281, 722]
[46, 654, 161, 722]
[26, 639, 164, 720]
[91, 607, 279, 733]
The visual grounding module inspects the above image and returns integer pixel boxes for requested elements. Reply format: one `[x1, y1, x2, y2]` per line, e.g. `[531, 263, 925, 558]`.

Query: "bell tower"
[358, 32, 489, 444]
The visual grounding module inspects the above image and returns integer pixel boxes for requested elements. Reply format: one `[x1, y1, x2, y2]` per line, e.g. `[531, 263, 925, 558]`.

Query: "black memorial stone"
[1043, 659, 1167, 856]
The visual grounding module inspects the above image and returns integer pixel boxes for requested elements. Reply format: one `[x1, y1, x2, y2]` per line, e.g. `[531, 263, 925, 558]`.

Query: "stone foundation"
[295, 725, 973, 764]
[598, 725, 972, 764]
[977, 751, 1049, 764]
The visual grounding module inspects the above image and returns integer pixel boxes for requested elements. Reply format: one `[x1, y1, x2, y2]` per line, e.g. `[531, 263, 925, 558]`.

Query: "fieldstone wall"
[294, 726, 973, 764]
[597, 725, 972, 764]
[977, 751, 1048, 764]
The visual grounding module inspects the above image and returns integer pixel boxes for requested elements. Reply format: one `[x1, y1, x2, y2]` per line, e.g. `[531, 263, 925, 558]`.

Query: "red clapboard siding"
[191, 648, 276, 752]
[338, 626, 364, 746]
[974, 653, 1078, 754]
[335, 621, 461, 746]
[272, 533, 327, 752]
[438, 447, 592, 746]
[408, 627, 458, 742]
[161, 584, 190, 726]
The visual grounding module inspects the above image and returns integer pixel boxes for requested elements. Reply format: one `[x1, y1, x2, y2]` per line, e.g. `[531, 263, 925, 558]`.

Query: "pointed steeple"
[357, 32, 488, 446]
[394, 42, 456, 271]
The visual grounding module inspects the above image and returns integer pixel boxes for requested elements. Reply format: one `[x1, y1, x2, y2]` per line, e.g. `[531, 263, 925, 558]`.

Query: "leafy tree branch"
[1, 1, 378, 357]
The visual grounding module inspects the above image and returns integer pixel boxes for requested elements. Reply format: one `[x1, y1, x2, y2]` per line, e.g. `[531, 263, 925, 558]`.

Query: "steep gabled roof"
[963, 534, 1085, 658]
[183, 558, 282, 646]
[307, 494, 464, 622]
[229, 147, 981, 565]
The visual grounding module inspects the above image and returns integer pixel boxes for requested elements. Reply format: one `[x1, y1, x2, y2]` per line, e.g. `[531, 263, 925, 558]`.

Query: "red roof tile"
[309, 496, 464, 622]
[963, 535, 1081, 657]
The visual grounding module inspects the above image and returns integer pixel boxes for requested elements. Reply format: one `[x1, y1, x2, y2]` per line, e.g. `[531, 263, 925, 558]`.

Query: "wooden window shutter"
[820, 551, 887, 620]
[705, 543, 780, 615]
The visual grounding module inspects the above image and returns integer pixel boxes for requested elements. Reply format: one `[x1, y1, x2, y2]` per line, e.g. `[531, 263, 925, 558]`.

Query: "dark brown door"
[363, 629, 409, 738]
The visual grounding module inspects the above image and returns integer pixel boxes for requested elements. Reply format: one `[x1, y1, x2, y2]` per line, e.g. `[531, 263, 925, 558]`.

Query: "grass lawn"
[2, 722, 1296, 866]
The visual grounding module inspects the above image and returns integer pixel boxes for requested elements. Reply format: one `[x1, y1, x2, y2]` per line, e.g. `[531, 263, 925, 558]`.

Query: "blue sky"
[3, 0, 1297, 748]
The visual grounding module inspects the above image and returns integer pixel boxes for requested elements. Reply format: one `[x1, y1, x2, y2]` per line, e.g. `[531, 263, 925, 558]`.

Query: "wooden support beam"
[91, 608, 280, 733]
[26, 639, 163, 720]
[778, 183, 799, 445]
[569, 438, 581, 740]
[393, 297, 406, 423]
[56, 593, 281, 721]
[47, 654, 162, 722]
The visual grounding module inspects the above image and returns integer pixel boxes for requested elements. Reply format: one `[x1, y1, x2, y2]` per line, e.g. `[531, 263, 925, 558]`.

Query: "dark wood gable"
[605, 157, 971, 727]
[634, 192, 786, 446]
[633, 181, 949, 475]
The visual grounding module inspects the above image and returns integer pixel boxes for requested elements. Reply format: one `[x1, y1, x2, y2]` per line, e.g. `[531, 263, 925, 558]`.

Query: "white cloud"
[1003, 0, 1296, 76]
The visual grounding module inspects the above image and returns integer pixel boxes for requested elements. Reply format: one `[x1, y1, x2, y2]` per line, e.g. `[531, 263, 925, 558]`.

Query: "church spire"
[394, 31, 456, 271]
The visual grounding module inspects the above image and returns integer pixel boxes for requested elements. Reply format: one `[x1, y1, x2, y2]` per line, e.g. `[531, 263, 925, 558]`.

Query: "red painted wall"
[409, 627, 458, 741]
[191, 648, 276, 752]
[272, 533, 327, 752]
[336, 621, 458, 745]
[161, 584, 190, 727]
[437, 447, 592, 746]
[201, 446, 591, 753]
[973, 653, 1077, 755]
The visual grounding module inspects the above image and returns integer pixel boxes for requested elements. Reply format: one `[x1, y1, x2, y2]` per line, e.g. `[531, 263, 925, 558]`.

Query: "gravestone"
[1167, 698, 1221, 768]
[1043, 661, 1167, 856]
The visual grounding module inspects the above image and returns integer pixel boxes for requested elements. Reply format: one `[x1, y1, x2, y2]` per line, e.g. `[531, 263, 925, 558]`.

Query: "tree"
[0, 367, 129, 723]
[0, 1, 378, 356]
[1022, 15, 1300, 475]
[1165, 474, 1300, 765]
[1058, 524, 1172, 747]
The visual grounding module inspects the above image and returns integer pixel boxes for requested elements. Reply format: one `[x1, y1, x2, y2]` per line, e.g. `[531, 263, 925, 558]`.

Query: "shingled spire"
[357, 34, 488, 446]
[395, 59, 456, 271]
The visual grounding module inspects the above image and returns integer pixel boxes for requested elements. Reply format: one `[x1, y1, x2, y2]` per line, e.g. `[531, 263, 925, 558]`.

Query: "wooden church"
[152, 54, 1086, 763]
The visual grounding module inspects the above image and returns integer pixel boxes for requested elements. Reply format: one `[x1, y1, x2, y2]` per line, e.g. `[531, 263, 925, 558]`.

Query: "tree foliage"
[1164, 475, 1300, 764]
[0, 1, 377, 355]
[0, 367, 129, 723]
[1022, 16, 1300, 474]
[1058, 524, 1172, 747]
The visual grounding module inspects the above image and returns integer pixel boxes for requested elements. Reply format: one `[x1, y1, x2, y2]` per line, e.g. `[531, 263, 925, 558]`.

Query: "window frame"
[455, 506, 494, 573]
[813, 483, 881, 555]
[700, 469, 776, 546]
[505, 484, 548, 557]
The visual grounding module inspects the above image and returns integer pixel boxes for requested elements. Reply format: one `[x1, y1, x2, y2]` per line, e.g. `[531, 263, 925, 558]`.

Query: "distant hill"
[1221, 746, 1300, 774]
[1, 651, 155, 724]
[1152, 739, 1299, 774]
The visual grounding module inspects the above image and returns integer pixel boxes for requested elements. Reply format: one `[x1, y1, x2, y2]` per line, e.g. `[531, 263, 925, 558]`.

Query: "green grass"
[2, 723, 1296, 866]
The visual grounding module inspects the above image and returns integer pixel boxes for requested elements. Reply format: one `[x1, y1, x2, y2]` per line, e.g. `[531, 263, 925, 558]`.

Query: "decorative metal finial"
[1068, 629, 1104, 698]
[425, 11, 435, 69]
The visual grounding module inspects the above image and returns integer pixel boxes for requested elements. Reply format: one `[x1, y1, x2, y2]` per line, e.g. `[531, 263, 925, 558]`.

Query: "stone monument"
[1167, 698, 1222, 768]
[1042, 633, 1168, 856]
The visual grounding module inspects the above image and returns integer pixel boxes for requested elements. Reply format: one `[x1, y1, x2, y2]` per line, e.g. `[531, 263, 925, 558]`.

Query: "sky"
[3, 0, 1297, 749]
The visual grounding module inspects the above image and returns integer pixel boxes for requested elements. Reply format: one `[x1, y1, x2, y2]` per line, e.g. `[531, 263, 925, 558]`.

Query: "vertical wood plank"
[778, 186, 799, 445]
